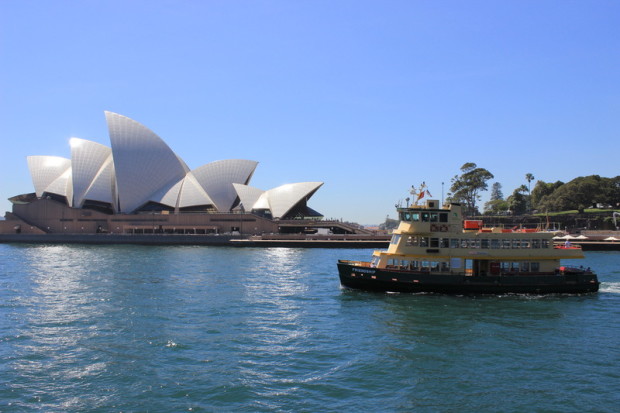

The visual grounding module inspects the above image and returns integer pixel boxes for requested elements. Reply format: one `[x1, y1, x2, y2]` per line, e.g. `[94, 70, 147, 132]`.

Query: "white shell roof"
[192, 159, 258, 212]
[232, 183, 265, 211]
[234, 181, 323, 219]
[23, 112, 323, 216]
[82, 156, 115, 206]
[70, 138, 113, 208]
[177, 173, 215, 209]
[106, 111, 189, 213]
[44, 168, 74, 206]
[265, 182, 323, 218]
[27, 156, 72, 198]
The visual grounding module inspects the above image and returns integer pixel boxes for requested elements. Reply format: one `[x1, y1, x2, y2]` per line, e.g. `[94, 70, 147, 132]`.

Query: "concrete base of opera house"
[0, 233, 390, 248]
[0, 198, 389, 247]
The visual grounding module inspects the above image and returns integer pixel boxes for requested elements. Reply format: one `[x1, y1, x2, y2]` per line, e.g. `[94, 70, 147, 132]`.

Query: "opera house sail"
[5, 111, 325, 235]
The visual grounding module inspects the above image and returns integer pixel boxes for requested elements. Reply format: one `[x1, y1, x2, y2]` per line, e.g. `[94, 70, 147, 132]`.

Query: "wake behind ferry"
[338, 199, 599, 294]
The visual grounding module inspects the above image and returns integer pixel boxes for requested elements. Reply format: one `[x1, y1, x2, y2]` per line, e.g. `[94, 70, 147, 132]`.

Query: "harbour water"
[1, 245, 619, 412]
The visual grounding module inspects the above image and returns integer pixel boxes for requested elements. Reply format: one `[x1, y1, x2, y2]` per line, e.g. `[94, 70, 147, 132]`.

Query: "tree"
[483, 182, 507, 215]
[507, 186, 528, 215]
[490, 182, 503, 201]
[536, 175, 618, 212]
[449, 163, 494, 216]
[531, 180, 564, 211]
[525, 173, 535, 194]
[483, 199, 509, 215]
[525, 173, 535, 213]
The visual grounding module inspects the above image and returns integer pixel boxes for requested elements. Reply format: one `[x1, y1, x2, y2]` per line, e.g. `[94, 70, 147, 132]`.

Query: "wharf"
[573, 241, 620, 251]
[0, 233, 390, 248]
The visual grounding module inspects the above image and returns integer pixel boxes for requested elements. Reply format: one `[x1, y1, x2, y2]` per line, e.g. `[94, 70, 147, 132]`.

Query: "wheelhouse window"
[412, 212, 420, 221]
[430, 213, 439, 222]
[439, 213, 448, 223]
[421, 213, 430, 222]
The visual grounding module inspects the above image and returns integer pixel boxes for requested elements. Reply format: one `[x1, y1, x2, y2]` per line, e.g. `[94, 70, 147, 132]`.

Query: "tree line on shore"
[448, 162, 620, 216]
[379, 163, 619, 231]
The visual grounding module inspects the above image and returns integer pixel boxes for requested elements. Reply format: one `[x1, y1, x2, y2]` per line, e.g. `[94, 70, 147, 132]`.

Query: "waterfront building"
[1, 112, 335, 236]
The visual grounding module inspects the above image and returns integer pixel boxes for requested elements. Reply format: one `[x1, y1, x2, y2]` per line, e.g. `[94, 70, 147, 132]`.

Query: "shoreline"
[0, 233, 390, 248]
[1, 234, 619, 250]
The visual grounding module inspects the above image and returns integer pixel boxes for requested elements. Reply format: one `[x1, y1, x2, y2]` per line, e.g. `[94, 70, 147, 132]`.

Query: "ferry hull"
[337, 262, 600, 295]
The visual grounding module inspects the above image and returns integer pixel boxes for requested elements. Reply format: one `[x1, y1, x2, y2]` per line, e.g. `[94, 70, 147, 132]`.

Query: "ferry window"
[421, 213, 430, 222]
[501, 262, 510, 271]
[502, 239, 511, 249]
[450, 239, 459, 248]
[406, 236, 413, 246]
[461, 239, 468, 248]
[512, 240, 521, 249]
[531, 262, 540, 272]
[421, 261, 430, 270]
[439, 213, 448, 223]
[371, 257, 379, 267]
[522, 240, 531, 248]
[430, 238, 439, 248]
[520, 262, 530, 272]
[481, 239, 490, 249]
[511, 262, 520, 272]
[404, 212, 412, 221]
[430, 213, 439, 222]
[532, 239, 540, 249]
[390, 235, 401, 245]
[472, 239, 481, 249]
[542, 240, 550, 248]
[412, 213, 420, 222]
[431, 262, 440, 272]
[441, 262, 449, 271]
[440, 238, 449, 248]
[491, 239, 500, 249]
[420, 237, 429, 247]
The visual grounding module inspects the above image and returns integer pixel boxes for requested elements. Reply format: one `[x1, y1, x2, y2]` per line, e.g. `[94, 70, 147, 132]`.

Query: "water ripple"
[0, 246, 618, 412]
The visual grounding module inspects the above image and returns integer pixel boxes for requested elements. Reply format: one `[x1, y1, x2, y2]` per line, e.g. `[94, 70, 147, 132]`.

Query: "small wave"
[600, 282, 620, 294]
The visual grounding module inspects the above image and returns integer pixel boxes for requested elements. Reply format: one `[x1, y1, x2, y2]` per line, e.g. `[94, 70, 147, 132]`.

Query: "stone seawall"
[0, 233, 389, 248]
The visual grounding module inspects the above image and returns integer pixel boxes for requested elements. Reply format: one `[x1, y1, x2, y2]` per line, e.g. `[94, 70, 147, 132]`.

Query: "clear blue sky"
[1, 1, 618, 224]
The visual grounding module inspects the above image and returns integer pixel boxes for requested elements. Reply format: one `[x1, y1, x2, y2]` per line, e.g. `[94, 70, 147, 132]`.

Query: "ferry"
[337, 199, 599, 294]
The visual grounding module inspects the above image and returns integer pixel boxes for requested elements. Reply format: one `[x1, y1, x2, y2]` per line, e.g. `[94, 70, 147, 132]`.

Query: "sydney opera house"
[1, 111, 336, 236]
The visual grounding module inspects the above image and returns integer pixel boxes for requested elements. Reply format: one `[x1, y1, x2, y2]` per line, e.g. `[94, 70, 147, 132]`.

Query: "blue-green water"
[0, 245, 619, 412]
